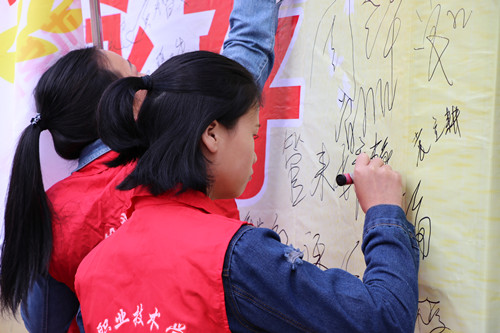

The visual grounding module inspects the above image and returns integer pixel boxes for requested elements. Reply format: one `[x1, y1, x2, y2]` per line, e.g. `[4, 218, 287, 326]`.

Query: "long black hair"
[0, 47, 119, 315]
[98, 50, 261, 196]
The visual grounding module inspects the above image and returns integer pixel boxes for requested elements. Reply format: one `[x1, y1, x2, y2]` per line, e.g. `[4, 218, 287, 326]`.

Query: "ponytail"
[98, 76, 149, 167]
[98, 51, 261, 196]
[0, 46, 119, 315]
[1, 122, 52, 315]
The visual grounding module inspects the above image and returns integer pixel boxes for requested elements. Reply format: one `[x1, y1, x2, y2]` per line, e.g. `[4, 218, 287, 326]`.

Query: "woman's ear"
[133, 90, 147, 120]
[201, 120, 220, 154]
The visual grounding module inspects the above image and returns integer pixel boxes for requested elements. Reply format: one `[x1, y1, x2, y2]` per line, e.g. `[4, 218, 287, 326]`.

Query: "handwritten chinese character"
[412, 128, 431, 166]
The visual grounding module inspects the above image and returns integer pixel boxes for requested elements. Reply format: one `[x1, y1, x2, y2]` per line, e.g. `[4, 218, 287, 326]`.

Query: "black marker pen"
[335, 173, 354, 186]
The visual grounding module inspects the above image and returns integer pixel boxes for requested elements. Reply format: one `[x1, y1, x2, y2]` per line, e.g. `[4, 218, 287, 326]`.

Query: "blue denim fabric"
[75, 139, 110, 171]
[222, 0, 282, 90]
[21, 275, 79, 333]
[223, 205, 420, 332]
[21, 1, 281, 331]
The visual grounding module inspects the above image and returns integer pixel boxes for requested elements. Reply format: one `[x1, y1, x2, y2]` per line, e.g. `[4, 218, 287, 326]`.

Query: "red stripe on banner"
[8, 0, 16, 5]
[184, 0, 233, 53]
[239, 15, 302, 200]
[128, 26, 153, 72]
[85, 14, 122, 55]
[100, 0, 128, 13]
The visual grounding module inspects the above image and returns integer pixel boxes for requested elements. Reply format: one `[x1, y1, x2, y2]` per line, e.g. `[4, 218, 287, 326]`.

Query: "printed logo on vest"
[97, 304, 187, 332]
[166, 323, 186, 333]
[105, 212, 129, 239]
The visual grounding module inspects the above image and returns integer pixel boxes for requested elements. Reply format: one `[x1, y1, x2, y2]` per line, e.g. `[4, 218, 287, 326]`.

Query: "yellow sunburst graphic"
[0, 0, 83, 83]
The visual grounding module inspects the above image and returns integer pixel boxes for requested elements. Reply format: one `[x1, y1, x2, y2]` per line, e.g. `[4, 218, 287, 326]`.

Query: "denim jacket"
[21, 0, 282, 332]
[224, 206, 420, 332]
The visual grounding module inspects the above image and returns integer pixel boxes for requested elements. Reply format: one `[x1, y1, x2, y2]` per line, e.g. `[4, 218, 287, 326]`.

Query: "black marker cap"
[336, 174, 347, 186]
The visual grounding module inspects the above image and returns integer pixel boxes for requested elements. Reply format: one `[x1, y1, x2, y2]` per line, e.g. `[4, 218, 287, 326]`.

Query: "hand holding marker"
[337, 154, 403, 212]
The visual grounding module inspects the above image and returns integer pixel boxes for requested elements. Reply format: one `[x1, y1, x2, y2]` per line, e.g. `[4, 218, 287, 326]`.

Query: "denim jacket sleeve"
[21, 274, 79, 333]
[223, 204, 420, 333]
[222, 0, 282, 90]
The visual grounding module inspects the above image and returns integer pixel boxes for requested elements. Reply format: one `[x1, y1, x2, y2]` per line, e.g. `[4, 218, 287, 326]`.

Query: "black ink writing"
[447, 8, 472, 29]
[412, 128, 431, 167]
[341, 240, 360, 278]
[369, 132, 393, 163]
[311, 143, 336, 200]
[283, 131, 306, 207]
[406, 180, 431, 260]
[303, 232, 328, 270]
[415, 4, 472, 86]
[417, 298, 452, 332]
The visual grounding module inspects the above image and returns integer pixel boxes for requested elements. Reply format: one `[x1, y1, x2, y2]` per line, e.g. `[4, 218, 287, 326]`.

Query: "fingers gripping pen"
[335, 173, 354, 186]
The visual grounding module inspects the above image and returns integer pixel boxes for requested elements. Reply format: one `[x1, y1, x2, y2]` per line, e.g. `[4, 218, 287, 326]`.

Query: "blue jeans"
[21, 0, 281, 332]
[21, 275, 79, 333]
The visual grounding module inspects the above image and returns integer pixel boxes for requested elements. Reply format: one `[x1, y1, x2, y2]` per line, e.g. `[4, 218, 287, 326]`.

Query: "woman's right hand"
[353, 153, 403, 213]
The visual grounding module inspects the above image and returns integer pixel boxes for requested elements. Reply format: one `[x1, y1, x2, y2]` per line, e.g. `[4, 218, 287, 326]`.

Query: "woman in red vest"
[75, 50, 419, 333]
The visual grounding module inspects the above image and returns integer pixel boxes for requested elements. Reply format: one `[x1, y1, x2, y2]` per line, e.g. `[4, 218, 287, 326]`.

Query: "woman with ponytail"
[75, 50, 419, 333]
[0, 47, 134, 332]
[0, 1, 282, 331]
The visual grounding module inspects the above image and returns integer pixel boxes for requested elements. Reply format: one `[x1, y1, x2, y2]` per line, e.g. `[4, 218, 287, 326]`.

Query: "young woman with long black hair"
[75, 50, 419, 333]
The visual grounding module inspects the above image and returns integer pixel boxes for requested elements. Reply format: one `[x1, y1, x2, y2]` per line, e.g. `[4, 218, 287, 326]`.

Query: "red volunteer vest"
[48, 151, 136, 292]
[48, 151, 239, 333]
[75, 188, 245, 332]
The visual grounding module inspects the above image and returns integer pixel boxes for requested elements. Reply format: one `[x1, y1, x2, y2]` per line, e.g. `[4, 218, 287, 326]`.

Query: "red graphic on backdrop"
[84, 1, 302, 201]
[128, 26, 154, 71]
[99, 0, 129, 13]
[8, 0, 16, 6]
[239, 15, 301, 199]
[85, 14, 153, 72]
[184, 0, 234, 53]
[85, 14, 121, 53]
